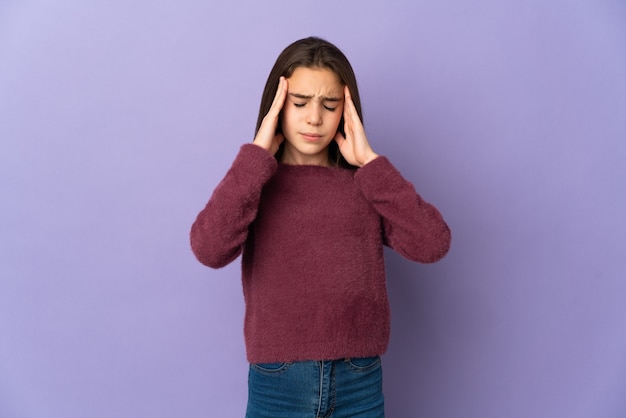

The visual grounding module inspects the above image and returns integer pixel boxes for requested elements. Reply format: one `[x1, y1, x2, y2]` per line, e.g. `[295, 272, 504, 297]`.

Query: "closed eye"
[292, 100, 337, 111]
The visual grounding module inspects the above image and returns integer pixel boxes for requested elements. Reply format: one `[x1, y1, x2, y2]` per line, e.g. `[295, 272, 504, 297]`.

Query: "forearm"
[355, 156, 451, 263]
[190, 144, 277, 268]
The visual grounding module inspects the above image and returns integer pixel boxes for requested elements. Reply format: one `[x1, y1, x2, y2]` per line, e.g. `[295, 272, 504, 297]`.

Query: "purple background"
[1, 1, 625, 417]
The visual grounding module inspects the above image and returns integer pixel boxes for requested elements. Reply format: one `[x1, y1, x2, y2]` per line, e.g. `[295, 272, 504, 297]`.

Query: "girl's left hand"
[334, 85, 379, 167]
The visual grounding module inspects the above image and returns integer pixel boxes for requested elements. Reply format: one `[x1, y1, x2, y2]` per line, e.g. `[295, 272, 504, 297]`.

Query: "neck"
[281, 144, 331, 167]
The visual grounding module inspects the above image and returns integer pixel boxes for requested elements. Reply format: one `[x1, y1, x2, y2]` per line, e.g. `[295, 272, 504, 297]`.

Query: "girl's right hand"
[253, 76, 287, 155]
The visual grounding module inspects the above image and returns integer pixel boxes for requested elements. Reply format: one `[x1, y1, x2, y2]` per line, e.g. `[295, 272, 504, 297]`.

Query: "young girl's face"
[281, 66, 344, 165]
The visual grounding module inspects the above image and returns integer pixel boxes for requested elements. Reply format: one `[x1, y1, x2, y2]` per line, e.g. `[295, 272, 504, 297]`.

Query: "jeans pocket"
[345, 356, 381, 372]
[250, 362, 291, 375]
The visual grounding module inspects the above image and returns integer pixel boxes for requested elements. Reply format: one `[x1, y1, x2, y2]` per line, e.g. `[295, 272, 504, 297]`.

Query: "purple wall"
[1, 1, 624, 417]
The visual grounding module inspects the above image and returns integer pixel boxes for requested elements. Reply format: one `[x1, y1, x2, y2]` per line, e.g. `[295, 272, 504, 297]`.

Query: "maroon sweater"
[190, 144, 451, 363]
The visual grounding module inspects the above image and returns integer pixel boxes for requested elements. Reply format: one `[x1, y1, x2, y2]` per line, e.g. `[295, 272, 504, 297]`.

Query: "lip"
[300, 133, 323, 142]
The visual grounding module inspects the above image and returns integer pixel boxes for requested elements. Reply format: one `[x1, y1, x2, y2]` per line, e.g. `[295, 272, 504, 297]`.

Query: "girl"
[190, 37, 451, 418]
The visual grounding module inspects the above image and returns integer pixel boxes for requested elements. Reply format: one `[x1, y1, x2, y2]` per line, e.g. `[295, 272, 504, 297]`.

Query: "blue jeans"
[246, 357, 384, 418]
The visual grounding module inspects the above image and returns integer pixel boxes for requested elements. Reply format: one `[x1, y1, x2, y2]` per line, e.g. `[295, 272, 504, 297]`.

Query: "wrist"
[360, 153, 379, 167]
[252, 139, 271, 152]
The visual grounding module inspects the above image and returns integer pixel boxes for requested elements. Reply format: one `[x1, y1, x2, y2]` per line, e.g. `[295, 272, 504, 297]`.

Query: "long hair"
[255, 37, 363, 168]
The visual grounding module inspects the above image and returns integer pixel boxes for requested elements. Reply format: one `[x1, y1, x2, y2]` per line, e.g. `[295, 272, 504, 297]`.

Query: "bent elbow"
[190, 232, 240, 269]
[420, 227, 451, 264]
[396, 224, 452, 264]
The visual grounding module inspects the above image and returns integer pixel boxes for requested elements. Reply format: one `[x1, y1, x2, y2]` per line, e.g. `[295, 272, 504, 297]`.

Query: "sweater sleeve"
[354, 156, 451, 263]
[190, 144, 278, 268]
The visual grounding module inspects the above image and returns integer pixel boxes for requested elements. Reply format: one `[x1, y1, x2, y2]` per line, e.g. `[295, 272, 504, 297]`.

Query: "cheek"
[329, 109, 343, 130]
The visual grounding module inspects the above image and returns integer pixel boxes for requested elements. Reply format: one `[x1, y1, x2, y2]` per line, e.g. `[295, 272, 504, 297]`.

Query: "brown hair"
[255, 37, 363, 168]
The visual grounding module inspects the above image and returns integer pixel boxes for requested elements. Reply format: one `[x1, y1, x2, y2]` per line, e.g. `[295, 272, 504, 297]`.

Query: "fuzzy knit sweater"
[190, 144, 451, 363]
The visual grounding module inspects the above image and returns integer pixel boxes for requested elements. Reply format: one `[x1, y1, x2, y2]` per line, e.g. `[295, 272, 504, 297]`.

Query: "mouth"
[300, 132, 323, 142]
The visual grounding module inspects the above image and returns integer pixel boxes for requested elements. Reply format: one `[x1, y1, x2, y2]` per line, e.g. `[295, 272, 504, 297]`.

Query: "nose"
[306, 103, 322, 126]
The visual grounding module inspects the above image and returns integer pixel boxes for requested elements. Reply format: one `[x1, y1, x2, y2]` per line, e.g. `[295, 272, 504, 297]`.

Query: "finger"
[343, 86, 351, 118]
[344, 86, 356, 116]
[343, 86, 357, 134]
[343, 108, 354, 140]
[344, 86, 361, 122]
[267, 77, 287, 118]
[342, 88, 350, 136]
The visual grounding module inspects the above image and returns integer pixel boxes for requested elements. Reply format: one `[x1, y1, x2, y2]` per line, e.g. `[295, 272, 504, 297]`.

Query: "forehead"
[287, 67, 343, 96]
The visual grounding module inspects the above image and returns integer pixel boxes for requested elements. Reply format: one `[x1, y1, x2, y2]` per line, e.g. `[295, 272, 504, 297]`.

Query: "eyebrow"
[289, 93, 342, 102]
